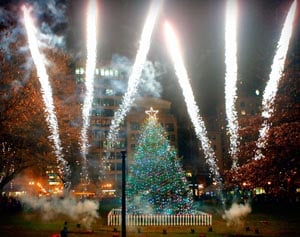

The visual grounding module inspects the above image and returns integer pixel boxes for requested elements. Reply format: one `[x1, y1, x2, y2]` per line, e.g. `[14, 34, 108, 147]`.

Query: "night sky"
[67, 0, 299, 115]
[2, 0, 297, 112]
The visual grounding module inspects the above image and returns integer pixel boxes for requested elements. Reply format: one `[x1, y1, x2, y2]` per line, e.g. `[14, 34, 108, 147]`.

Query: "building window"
[92, 130, 102, 139]
[92, 109, 101, 116]
[109, 163, 116, 171]
[117, 163, 122, 171]
[130, 122, 140, 131]
[75, 67, 85, 75]
[167, 134, 175, 141]
[104, 88, 114, 96]
[116, 141, 126, 149]
[115, 99, 122, 106]
[75, 76, 84, 83]
[130, 133, 138, 141]
[116, 152, 122, 160]
[102, 109, 114, 117]
[114, 70, 119, 77]
[93, 98, 101, 106]
[101, 98, 114, 107]
[118, 131, 126, 139]
[130, 144, 136, 150]
[165, 123, 174, 132]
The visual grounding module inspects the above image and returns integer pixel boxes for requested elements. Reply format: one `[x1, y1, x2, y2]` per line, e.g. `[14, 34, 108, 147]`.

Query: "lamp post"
[120, 151, 126, 237]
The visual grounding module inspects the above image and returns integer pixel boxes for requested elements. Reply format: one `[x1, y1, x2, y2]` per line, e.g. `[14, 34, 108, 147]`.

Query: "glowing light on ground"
[23, 6, 70, 189]
[225, 0, 239, 168]
[79, 0, 98, 186]
[254, 0, 297, 160]
[164, 21, 221, 183]
[107, 0, 162, 146]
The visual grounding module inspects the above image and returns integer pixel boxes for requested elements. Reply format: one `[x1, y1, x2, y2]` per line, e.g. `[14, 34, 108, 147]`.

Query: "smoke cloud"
[21, 195, 99, 229]
[222, 202, 251, 227]
[1, 0, 69, 89]
[26, 0, 68, 49]
[110, 54, 164, 98]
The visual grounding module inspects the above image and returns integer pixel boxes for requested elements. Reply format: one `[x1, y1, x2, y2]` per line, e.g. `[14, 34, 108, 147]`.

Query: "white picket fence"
[107, 208, 212, 226]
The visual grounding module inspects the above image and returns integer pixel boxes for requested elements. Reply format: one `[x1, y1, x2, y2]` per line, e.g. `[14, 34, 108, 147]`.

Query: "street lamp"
[120, 151, 126, 237]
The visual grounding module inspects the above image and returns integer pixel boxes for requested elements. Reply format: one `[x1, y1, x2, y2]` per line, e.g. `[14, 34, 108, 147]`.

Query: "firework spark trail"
[225, 0, 239, 169]
[23, 6, 70, 189]
[107, 0, 162, 146]
[254, 0, 297, 160]
[80, 0, 97, 185]
[164, 22, 221, 183]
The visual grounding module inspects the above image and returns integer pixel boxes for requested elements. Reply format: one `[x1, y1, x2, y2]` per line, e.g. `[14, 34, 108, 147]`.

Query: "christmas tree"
[127, 107, 193, 215]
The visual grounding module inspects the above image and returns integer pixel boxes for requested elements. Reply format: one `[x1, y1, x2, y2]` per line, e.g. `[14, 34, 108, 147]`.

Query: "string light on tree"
[127, 107, 193, 215]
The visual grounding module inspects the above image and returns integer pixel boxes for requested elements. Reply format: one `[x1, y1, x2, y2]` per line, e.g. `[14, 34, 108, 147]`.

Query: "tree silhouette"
[225, 53, 300, 196]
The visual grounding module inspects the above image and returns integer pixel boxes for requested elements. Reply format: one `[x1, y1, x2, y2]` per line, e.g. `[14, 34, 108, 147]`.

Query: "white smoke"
[222, 202, 251, 227]
[138, 60, 163, 98]
[1, 0, 68, 89]
[28, 0, 68, 49]
[130, 194, 154, 215]
[110, 54, 164, 98]
[21, 196, 99, 229]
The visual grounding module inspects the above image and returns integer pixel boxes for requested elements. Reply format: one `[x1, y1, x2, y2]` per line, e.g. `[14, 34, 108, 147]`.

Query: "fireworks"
[22, 6, 70, 189]
[254, 0, 297, 160]
[107, 0, 162, 146]
[224, 0, 239, 168]
[18, 0, 297, 191]
[79, 0, 98, 185]
[163, 21, 221, 184]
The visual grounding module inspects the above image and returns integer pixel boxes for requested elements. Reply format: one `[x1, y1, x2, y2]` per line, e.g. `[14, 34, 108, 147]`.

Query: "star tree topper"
[145, 107, 159, 119]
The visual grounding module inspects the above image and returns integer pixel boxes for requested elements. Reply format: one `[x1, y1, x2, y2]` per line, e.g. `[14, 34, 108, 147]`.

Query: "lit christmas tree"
[127, 107, 193, 215]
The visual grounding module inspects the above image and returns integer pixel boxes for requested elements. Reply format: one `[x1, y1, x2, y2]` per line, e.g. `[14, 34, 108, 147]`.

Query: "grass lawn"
[0, 201, 299, 237]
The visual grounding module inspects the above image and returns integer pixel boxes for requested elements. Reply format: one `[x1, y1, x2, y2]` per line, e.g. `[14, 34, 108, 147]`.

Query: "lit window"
[101, 69, 105, 76]
[241, 110, 246, 115]
[105, 89, 114, 96]
[101, 98, 114, 106]
[95, 68, 99, 75]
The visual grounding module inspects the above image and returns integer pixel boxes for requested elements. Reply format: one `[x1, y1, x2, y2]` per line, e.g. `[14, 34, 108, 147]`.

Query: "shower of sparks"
[225, 0, 239, 169]
[79, 0, 98, 186]
[107, 0, 162, 147]
[254, 0, 297, 160]
[23, 6, 70, 189]
[164, 21, 221, 184]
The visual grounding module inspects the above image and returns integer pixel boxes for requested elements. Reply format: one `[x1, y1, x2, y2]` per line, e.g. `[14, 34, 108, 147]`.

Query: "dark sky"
[1, 0, 298, 113]
[66, 0, 299, 116]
